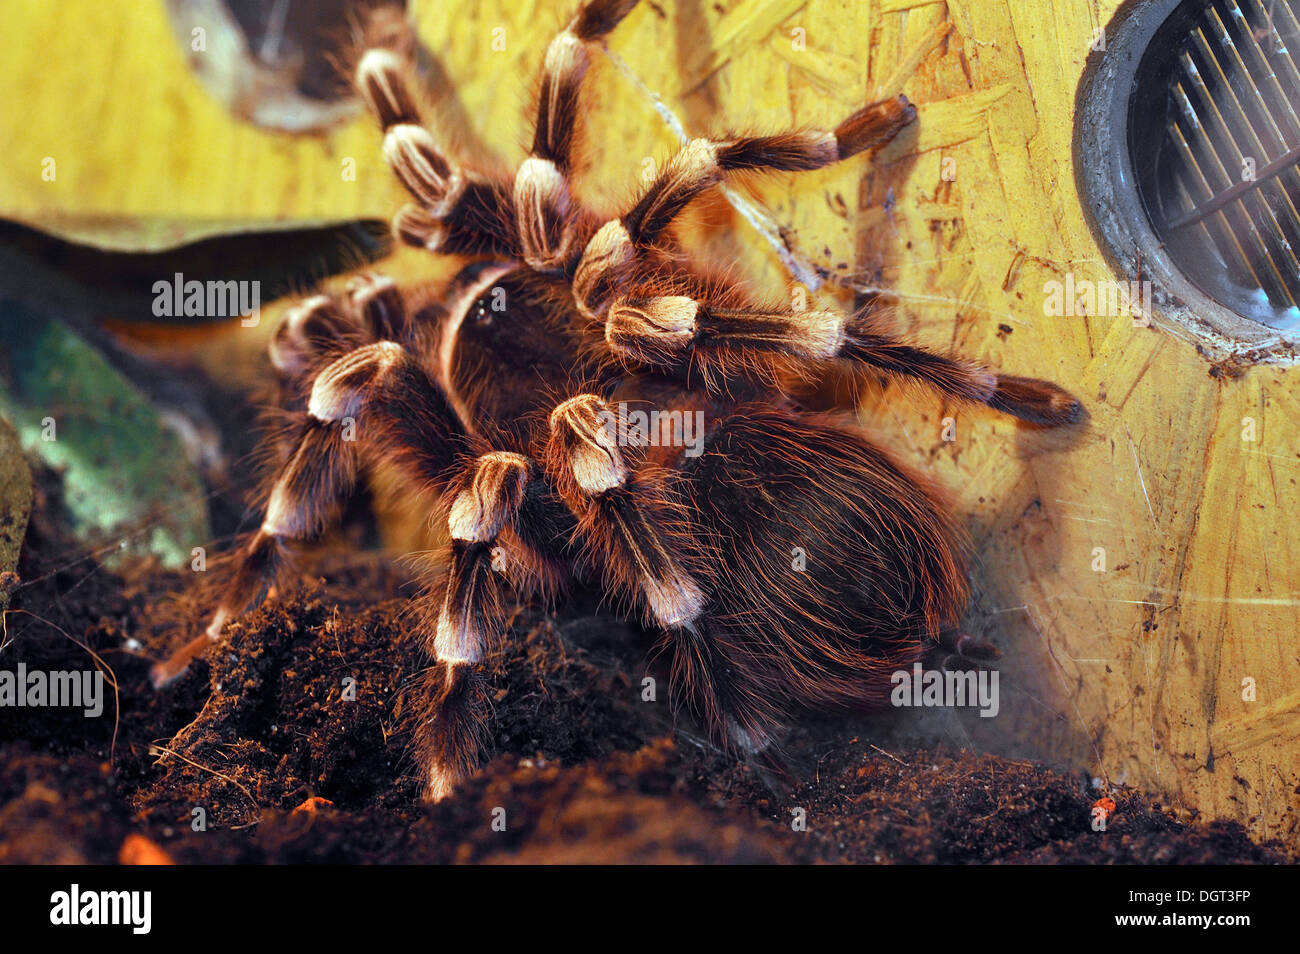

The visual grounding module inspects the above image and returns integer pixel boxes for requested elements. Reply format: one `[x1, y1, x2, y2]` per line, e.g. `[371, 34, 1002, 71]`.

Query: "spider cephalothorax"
[153, 0, 1081, 802]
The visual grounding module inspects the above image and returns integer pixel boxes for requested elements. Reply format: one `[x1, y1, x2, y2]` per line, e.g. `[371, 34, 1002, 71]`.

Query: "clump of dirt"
[0, 466, 1291, 864]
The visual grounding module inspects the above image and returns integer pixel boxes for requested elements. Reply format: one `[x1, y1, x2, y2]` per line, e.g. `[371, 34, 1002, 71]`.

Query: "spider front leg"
[151, 339, 463, 687]
[572, 95, 916, 319]
[513, 0, 640, 272]
[603, 287, 1083, 426]
[354, 47, 517, 257]
[268, 274, 413, 398]
[415, 451, 574, 801]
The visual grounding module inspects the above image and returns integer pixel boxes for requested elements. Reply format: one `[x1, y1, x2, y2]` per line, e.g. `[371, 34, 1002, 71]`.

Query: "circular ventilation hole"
[1131, 0, 1300, 332]
[1076, 0, 1300, 361]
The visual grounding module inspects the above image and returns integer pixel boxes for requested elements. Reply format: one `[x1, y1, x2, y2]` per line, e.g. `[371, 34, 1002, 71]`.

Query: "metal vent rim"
[1074, 0, 1300, 365]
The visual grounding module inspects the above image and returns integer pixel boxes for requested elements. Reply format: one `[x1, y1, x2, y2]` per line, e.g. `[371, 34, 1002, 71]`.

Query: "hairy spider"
[152, 0, 1081, 802]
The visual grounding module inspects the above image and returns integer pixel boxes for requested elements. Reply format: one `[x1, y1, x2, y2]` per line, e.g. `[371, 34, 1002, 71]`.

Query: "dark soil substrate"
[1, 474, 1291, 865]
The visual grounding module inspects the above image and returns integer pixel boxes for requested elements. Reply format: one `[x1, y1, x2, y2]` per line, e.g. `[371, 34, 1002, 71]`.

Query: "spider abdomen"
[678, 407, 968, 728]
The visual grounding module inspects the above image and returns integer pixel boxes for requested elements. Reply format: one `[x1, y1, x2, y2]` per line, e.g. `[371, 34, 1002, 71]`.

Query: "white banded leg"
[601, 290, 1081, 423]
[152, 342, 458, 687]
[356, 49, 517, 257]
[514, 0, 640, 272]
[545, 394, 706, 630]
[572, 96, 917, 319]
[417, 452, 535, 802]
[544, 394, 788, 760]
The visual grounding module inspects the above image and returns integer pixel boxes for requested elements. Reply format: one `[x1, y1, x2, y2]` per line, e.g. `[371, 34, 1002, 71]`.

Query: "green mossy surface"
[0, 302, 208, 569]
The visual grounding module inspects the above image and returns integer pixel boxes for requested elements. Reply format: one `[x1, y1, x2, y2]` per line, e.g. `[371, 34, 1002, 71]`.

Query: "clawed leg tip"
[880, 94, 917, 123]
[421, 782, 455, 804]
[991, 376, 1086, 428]
[422, 765, 464, 804]
[149, 660, 185, 690]
[936, 630, 1002, 663]
[149, 626, 220, 689]
[1039, 392, 1085, 427]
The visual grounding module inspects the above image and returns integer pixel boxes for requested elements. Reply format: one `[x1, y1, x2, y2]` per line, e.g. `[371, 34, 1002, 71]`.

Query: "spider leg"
[603, 285, 1083, 426]
[268, 274, 415, 389]
[573, 95, 916, 319]
[355, 48, 518, 257]
[414, 451, 573, 801]
[265, 277, 442, 472]
[926, 629, 1002, 674]
[514, 0, 640, 272]
[151, 341, 464, 687]
[545, 394, 705, 630]
[542, 392, 784, 759]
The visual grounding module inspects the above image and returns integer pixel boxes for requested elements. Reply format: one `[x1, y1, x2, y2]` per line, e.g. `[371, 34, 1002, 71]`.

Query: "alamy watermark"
[597, 402, 706, 458]
[152, 272, 261, 326]
[1043, 274, 1152, 324]
[890, 663, 999, 718]
[50, 885, 151, 934]
[0, 664, 105, 717]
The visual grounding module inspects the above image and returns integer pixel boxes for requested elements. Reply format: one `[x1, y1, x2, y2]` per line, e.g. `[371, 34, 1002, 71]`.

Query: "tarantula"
[152, 0, 1081, 802]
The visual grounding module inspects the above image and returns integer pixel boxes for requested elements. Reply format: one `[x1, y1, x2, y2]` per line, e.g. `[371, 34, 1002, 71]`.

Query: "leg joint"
[447, 452, 532, 542]
[308, 341, 405, 422]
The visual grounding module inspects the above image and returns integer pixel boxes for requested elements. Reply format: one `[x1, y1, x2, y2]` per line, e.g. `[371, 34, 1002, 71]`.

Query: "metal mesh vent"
[1130, 0, 1300, 331]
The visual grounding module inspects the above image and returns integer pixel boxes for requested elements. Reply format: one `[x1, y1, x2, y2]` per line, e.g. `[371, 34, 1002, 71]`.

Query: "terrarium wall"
[0, 0, 1294, 848]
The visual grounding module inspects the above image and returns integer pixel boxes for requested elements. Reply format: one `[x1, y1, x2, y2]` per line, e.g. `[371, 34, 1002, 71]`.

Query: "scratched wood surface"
[0, 0, 1296, 846]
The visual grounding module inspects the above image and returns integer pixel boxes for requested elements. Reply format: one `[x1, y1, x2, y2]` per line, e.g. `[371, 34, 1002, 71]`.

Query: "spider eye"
[473, 300, 492, 325]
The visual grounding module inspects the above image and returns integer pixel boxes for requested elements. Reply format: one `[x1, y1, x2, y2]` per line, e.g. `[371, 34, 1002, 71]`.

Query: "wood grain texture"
[0, 0, 404, 248]
[1, 0, 1295, 846]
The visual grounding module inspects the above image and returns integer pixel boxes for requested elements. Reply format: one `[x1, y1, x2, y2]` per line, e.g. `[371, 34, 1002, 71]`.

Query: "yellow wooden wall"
[0, 0, 1295, 847]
